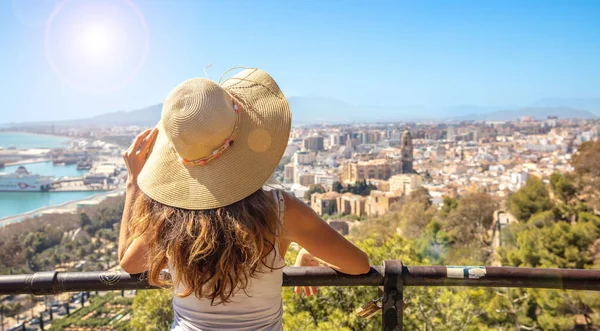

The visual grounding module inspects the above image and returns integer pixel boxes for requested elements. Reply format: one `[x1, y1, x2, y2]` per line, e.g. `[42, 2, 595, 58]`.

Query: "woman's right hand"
[123, 128, 158, 186]
[294, 248, 319, 296]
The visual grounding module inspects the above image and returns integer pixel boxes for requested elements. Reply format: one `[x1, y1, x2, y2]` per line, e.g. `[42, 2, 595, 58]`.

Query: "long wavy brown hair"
[127, 189, 281, 305]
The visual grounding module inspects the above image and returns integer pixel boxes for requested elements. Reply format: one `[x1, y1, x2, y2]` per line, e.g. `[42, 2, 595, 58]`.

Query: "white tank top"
[169, 190, 286, 331]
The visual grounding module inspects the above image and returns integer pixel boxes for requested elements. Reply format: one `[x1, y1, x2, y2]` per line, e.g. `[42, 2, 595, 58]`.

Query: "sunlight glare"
[45, 0, 149, 93]
[80, 23, 115, 57]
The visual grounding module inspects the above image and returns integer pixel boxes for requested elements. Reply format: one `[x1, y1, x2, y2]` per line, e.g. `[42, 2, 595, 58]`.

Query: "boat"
[76, 160, 92, 171]
[0, 166, 54, 192]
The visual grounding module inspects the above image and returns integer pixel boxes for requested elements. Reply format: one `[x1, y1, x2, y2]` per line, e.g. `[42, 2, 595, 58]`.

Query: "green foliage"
[440, 196, 458, 217]
[407, 187, 432, 208]
[503, 219, 599, 269]
[0, 197, 125, 273]
[508, 176, 552, 222]
[332, 181, 344, 193]
[304, 184, 326, 200]
[398, 201, 436, 239]
[332, 180, 378, 196]
[572, 139, 600, 178]
[572, 139, 600, 211]
[130, 289, 174, 331]
[549, 172, 577, 203]
[79, 212, 92, 228]
[497, 201, 600, 329]
[49, 292, 132, 330]
[414, 220, 450, 264]
[284, 235, 496, 330]
[446, 192, 498, 246]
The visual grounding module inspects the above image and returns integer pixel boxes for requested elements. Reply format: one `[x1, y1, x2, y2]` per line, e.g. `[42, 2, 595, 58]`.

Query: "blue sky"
[0, 0, 599, 123]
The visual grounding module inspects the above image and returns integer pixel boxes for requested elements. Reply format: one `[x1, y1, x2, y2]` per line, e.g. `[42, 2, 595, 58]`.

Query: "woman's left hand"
[123, 128, 158, 186]
[294, 248, 319, 296]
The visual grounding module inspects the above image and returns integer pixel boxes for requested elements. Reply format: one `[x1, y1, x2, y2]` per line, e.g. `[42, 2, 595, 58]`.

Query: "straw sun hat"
[137, 68, 291, 210]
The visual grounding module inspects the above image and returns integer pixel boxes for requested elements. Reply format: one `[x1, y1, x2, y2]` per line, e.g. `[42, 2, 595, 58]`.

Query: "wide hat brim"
[137, 68, 291, 210]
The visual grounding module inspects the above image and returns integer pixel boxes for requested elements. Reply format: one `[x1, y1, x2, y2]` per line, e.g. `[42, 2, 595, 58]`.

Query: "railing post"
[383, 260, 403, 331]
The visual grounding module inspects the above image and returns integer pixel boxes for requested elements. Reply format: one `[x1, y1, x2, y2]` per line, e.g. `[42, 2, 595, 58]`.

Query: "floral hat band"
[176, 102, 243, 166]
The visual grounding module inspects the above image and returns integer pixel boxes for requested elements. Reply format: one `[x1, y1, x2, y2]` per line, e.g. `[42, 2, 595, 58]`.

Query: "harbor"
[0, 132, 128, 222]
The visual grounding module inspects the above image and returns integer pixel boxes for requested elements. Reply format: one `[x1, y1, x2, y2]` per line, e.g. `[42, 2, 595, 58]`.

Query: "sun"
[80, 23, 115, 57]
[45, 0, 149, 93]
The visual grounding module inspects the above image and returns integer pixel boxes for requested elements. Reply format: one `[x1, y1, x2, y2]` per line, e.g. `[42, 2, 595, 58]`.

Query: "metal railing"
[2, 261, 600, 331]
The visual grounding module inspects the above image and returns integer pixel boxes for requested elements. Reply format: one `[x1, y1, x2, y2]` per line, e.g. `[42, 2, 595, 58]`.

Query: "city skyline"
[1, 0, 600, 123]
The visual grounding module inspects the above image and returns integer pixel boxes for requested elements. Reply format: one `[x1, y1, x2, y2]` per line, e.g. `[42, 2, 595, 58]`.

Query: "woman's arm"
[117, 128, 157, 274]
[282, 192, 370, 275]
[118, 183, 152, 274]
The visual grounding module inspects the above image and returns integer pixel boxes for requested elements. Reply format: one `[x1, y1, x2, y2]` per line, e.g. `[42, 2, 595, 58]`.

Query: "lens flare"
[45, 0, 149, 93]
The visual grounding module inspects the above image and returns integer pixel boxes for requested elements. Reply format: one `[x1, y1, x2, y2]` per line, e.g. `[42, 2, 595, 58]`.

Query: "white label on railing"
[468, 267, 487, 279]
[446, 266, 487, 279]
[447, 267, 465, 278]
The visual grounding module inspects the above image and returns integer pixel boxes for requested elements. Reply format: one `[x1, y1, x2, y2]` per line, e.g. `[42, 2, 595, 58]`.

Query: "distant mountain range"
[530, 97, 600, 112]
[451, 107, 596, 122]
[6, 96, 598, 128]
[288, 97, 597, 123]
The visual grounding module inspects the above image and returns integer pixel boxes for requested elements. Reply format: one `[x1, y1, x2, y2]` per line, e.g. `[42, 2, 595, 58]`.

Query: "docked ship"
[0, 166, 54, 192]
[76, 159, 93, 170]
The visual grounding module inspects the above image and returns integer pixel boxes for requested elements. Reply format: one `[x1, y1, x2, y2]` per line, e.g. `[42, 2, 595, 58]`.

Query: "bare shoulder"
[280, 191, 316, 225]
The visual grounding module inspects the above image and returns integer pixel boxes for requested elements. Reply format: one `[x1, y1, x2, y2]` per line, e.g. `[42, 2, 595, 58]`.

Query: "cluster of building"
[0, 136, 126, 192]
[275, 117, 599, 220]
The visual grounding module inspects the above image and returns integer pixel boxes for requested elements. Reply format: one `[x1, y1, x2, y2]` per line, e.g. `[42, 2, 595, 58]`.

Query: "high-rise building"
[447, 127, 456, 141]
[329, 134, 346, 147]
[294, 150, 314, 165]
[284, 164, 295, 184]
[298, 173, 315, 187]
[302, 136, 324, 151]
[435, 145, 446, 162]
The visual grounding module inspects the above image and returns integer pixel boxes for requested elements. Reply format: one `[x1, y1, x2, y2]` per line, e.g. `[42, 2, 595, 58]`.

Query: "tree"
[508, 176, 552, 222]
[497, 210, 600, 329]
[440, 196, 458, 217]
[571, 139, 600, 212]
[283, 235, 491, 331]
[407, 187, 432, 208]
[446, 192, 498, 245]
[130, 289, 174, 331]
[572, 139, 600, 179]
[414, 220, 450, 264]
[304, 184, 326, 201]
[332, 181, 344, 193]
[79, 213, 92, 229]
[549, 172, 577, 203]
[398, 201, 436, 239]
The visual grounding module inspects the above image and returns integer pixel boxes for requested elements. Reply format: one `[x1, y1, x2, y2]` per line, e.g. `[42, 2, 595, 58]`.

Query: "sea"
[0, 131, 72, 149]
[0, 132, 100, 219]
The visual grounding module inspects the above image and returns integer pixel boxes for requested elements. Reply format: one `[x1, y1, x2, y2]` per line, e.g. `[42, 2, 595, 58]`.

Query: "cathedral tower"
[400, 128, 414, 173]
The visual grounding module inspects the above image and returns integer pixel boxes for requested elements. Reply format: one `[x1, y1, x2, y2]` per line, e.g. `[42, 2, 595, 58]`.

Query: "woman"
[118, 68, 370, 330]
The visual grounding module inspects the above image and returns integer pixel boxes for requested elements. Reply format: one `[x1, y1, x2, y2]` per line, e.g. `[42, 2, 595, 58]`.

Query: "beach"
[0, 189, 124, 227]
